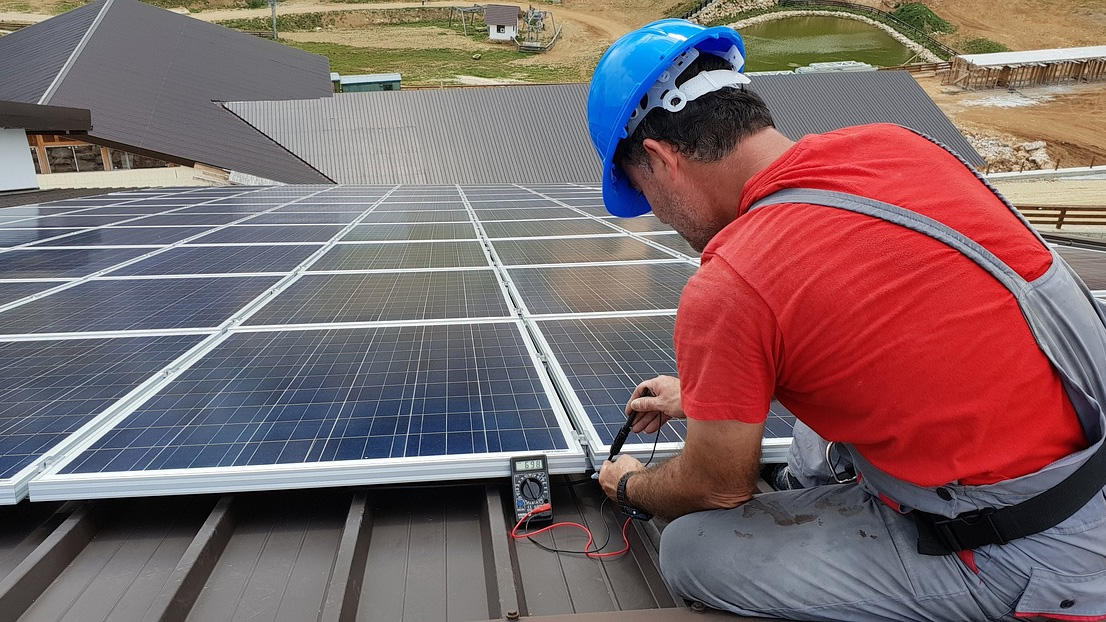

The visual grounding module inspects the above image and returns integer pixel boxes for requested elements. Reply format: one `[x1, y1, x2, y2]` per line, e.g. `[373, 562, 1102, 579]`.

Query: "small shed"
[485, 4, 520, 42]
[337, 73, 402, 93]
[945, 46, 1106, 90]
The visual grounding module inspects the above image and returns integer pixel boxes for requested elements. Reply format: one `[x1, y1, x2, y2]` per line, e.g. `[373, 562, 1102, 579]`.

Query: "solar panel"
[310, 242, 489, 271]
[0, 248, 152, 278]
[274, 204, 371, 213]
[492, 236, 677, 265]
[340, 223, 478, 242]
[360, 211, 471, 224]
[475, 208, 582, 221]
[482, 219, 619, 238]
[131, 213, 245, 226]
[533, 315, 795, 464]
[0, 276, 281, 335]
[29, 227, 215, 247]
[112, 245, 323, 276]
[644, 233, 700, 258]
[191, 225, 346, 244]
[374, 202, 466, 212]
[507, 262, 696, 315]
[0, 335, 203, 503]
[245, 270, 511, 325]
[0, 281, 62, 306]
[1056, 247, 1106, 290]
[607, 216, 674, 233]
[0, 229, 84, 247]
[30, 215, 142, 227]
[35, 322, 582, 499]
[245, 212, 363, 225]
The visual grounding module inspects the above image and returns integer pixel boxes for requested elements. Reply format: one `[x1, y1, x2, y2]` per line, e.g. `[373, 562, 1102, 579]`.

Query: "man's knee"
[659, 511, 746, 600]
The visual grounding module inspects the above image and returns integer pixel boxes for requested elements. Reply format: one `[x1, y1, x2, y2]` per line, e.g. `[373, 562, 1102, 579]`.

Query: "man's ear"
[642, 139, 680, 183]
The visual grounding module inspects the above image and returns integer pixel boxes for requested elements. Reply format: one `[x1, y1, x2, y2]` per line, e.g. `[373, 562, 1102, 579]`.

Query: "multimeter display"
[510, 454, 552, 523]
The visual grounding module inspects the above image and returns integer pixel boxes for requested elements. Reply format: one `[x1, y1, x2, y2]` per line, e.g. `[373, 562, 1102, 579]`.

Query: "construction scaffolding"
[945, 46, 1106, 90]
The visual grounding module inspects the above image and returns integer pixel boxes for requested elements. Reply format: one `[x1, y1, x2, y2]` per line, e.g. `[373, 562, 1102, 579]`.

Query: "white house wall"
[0, 128, 38, 192]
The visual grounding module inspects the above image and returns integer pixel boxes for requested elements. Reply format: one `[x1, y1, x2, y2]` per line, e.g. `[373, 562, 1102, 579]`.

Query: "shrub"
[892, 2, 955, 34]
[958, 37, 1010, 54]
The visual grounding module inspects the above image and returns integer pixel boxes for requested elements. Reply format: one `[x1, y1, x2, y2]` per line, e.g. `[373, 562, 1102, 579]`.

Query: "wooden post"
[100, 146, 113, 172]
[30, 134, 51, 174]
[1056, 208, 1066, 230]
[1019, 160, 1026, 173]
[1054, 157, 1061, 171]
[1091, 155, 1097, 169]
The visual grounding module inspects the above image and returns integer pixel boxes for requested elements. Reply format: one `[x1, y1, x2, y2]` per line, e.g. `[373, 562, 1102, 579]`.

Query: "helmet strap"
[623, 44, 749, 138]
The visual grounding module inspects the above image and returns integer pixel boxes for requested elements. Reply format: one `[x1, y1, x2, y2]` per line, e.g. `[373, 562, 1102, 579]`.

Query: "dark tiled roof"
[0, 100, 91, 133]
[0, 0, 334, 183]
[225, 72, 982, 185]
[485, 4, 521, 27]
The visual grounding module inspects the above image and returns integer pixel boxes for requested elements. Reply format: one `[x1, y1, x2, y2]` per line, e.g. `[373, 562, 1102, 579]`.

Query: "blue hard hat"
[587, 19, 748, 217]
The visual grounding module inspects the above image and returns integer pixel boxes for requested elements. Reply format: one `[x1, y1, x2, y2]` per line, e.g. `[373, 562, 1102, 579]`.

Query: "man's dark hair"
[614, 53, 775, 170]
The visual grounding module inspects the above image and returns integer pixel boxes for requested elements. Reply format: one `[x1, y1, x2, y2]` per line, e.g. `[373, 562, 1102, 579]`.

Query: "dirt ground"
[916, 75, 1106, 169]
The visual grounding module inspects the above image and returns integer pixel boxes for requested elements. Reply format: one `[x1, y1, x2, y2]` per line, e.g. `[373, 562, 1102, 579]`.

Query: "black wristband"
[617, 471, 636, 508]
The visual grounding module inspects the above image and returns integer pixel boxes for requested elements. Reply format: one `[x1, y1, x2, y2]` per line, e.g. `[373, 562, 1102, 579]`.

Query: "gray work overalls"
[659, 145, 1106, 621]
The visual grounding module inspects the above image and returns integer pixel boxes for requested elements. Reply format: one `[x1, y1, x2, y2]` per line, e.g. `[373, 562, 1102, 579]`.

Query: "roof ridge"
[37, 0, 114, 106]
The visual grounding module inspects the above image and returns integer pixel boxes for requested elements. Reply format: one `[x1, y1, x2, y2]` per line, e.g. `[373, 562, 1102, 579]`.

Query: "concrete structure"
[0, 128, 38, 192]
[947, 45, 1106, 90]
[485, 4, 520, 41]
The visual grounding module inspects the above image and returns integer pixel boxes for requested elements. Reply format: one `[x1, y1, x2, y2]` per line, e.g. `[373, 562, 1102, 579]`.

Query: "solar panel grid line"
[502, 261, 697, 317]
[0, 326, 224, 342]
[0, 186, 234, 245]
[29, 320, 585, 502]
[507, 182, 618, 223]
[235, 314, 521, 333]
[0, 333, 210, 504]
[455, 186, 527, 321]
[0, 186, 392, 502]
[0, 187, 327, 317]
[522, 315, 686, 466]
[0, 187, 198, 222]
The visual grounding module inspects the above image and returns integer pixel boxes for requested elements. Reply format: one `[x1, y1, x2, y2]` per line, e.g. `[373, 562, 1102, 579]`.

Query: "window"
[497, 24, 505, 33]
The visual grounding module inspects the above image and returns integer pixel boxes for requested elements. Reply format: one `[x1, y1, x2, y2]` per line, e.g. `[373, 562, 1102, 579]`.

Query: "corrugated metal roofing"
[485, 4, 521, 27]
[959, 46, 1106, 66]
[225, 72, 983, 185]
[750, 71, 985, 167]
[0, 483, 768, 622]
[0, 0, 333, 184]
[0, 0, 102, 105]
[225, 83, 599, 185]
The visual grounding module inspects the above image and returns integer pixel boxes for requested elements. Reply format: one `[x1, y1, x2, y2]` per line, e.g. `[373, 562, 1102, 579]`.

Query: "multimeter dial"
[510, 455, 552, 523]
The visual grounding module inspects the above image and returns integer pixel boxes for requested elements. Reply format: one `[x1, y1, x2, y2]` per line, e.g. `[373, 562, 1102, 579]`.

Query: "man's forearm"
[626, 449, 759, 520]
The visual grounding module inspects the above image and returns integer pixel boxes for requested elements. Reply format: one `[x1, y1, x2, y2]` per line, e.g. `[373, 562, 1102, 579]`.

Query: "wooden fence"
[946, 55, 1106, 90]
[878, 61, 951, 74]
[1018, 205, 1106, 230]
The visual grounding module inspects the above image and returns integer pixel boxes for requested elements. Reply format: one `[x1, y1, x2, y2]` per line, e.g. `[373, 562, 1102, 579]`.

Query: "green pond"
[739, 15, 919, 71]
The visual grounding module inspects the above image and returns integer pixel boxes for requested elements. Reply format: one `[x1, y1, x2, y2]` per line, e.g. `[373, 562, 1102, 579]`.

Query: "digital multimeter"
[510, 454, 552, 523]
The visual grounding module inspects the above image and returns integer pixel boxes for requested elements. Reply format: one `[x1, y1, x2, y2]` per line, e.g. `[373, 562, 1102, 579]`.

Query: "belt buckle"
[932, 507, 1007, 551]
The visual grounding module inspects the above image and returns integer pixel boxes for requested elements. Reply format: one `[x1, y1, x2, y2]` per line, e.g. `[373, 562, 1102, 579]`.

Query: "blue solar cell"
[131, 213, 245, 226]
[310, 242, 489, 271]
[0, 281, 61, 306]
[245, 270, 510, 325]
[245, 212, 362, 225]
[607, 216, 674, 233]
[644, 233, 700, 257]
[359, 210, 471, 224]
[536, 316, 796, 447]
[475, 208, 582, 221]
[0, 335, 202, 480]
[191, 225, 345, 244]
[30, 227, 215, 247]
[492, 236, 676, 265]
[113, 245, 322, 276]
[60, 323, 567, 473]
[0, 276, 280, 334]
[482, 219, 618, 238]
[0, 229, 84, 248]
[0, 248, 152, 278]
[340, 223, 478, 242]
[508, 263, 696, 314]
[28, 215, 141, 227]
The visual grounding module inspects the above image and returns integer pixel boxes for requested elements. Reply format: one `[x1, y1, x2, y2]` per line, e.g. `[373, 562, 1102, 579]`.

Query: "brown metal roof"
[0, 481, 768, 622]
[0, 100, 91, 133]
[0, 0, 333, 184]
[485, 4, 521, 27]
[225, 73, 982, 185]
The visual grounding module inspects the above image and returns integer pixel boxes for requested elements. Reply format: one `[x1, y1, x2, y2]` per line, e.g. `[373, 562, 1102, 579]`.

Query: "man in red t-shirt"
[588, 20, 1106, 622]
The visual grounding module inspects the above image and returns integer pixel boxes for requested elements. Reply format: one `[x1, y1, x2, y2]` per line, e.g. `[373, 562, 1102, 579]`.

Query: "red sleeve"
[675, 257, 780, 423]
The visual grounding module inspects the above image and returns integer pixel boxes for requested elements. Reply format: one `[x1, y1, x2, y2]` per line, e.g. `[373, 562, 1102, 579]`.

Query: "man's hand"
[598, 454, 644, 502]
[626, 375, 684, 434]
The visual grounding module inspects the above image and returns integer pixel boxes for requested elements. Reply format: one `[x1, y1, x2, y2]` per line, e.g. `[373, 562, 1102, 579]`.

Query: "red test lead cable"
[510, 503, 633, 559]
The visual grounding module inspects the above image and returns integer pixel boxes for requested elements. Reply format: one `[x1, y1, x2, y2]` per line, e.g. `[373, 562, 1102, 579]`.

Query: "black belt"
[913, 437, 1106, 555]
